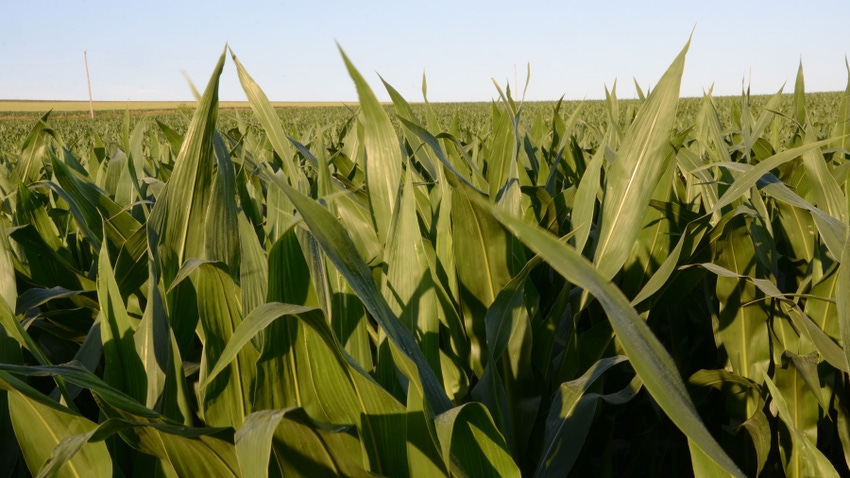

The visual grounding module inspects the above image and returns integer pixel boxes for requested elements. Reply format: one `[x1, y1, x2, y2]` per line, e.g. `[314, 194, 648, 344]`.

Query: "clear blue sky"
[1, 1, 848, 102]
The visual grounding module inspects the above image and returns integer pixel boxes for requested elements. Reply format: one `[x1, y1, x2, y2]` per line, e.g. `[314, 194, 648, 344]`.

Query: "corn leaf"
[485, 200, 744, 476]
[0, 370, 112, 477]
[593, 38, 688, 280]
[338, 46, 402, 244]
[764, 373, 839, 477]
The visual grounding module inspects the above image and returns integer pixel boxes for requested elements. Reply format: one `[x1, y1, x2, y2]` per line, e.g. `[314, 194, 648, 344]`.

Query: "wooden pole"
[514, 64, 517, 98]
[84, 51, 94, 119]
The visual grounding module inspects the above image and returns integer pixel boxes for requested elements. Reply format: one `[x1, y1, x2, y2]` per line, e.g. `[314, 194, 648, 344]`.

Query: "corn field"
[1, 41, 850, 477]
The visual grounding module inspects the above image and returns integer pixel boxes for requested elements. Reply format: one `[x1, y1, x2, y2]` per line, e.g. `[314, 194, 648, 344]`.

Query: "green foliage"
[1, 41, 849, 477]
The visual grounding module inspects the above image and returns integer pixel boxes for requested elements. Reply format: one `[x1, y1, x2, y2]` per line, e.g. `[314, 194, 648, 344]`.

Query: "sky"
[1, 1, 848, 103]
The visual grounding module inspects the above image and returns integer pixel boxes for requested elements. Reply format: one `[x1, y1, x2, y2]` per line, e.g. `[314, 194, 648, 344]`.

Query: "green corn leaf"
[801, 126, 845, 223]
[155, 119, 184, 156]
[10, 224, 93, 291]
[783, 303, 849, 374]
[238, 212, 268, 317]
[758, 175, 846, 260]
[255, 234, 319, 412]
[381, 77, 439, 181]
[0, 220, 21, 472]
[0, 221, 15, 311]
[192, 262, 257, 429]
[593, 38, 688, 280]
[0, 283, 51, 367]
[634, 78, 646, 101]
[836, 385, 850, 472]
[488, 102, 521, 210]
[149, 47, 226, 288]
[486, 255, 542, 363]
[794, 62, 808, 128]
[764, 373, 839, 478]
[0, 362, 238, 476]
[112, 226, 149, 300]
[317, 149, 373, 368]
[484, 199, 744, 476]
[451, 176, 517, 377]
[784, 351, 828, 411]
[249, 304, 409, 476]
[805, 264, 839, 341]
[434, 402, 520, 476]
[537, 357, 642, 477]
[746, 88, 784, 157]
[571, 146, 604, 255]
[34, 414, 222, 478]
[689, 369, 770, 476]
[13, 114, 55, 185]
[204, 132, 241, 275]
[230, 49, 303, 187]
[338, 46, 402, 244]
[398, 117, 484, 192]
[203, 302, 317, 388]
[0, 370, 112, 477]
[406, 382, 448, 477]
[97, 241, 146, 404]
[838, 236, 850, 372]
[135, 260, 192, 424]
[136, 212, 194, 425]
[383, 168, 441, 374]
[773, 199, 816, 266]
[15, 180, 62, 253]
[630, 216, 710, 307]
[236, 408, 370, 478]
[264, 170, 453, 414]
[235, 409, 283, 478]
[621, 156, 678, 299]
[708, 138, 836, 215]
[710, 214, 770, 388]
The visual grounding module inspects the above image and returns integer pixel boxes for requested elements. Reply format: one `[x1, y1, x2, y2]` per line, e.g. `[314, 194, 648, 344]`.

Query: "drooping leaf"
[484, 198, 744, 476]
[236, 408, 370, 478]
[764, 373, 839, 478]
[0, 370, 112, 477]
[434, 402, 520, 477]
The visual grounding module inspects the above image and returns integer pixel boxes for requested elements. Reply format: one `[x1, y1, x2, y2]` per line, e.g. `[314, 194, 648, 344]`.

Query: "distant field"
[0, 100, 353, 113]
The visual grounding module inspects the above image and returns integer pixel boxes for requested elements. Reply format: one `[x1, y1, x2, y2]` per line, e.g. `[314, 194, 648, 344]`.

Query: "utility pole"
[84, 51, 94, 119]
[514, 64, 517, 98]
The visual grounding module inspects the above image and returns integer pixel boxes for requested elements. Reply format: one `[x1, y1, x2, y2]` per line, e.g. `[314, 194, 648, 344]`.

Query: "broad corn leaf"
[537, 355, 635, 476]
[236, 408, 369, 478]
[451, 176, 515, 377]
[339, 46, 402, 244]
[593, 38, 688, 280]
[192, 263, 257, 429]
[203, 302, 318, 387]
[97, 241, 146, 404]
[434, 402, 520, 477]
[711, 214, 770, 390]
[764, 374, 839, 477]
[0, 370, 112, 477]
[265, 172, 453, 414]
[383, 168, 441, 374]
[149, 47, 225, 288]
[485, 201, 744, 476]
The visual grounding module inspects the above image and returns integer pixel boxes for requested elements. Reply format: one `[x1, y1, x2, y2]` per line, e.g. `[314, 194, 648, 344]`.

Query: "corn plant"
[1, 40, 849, 477]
